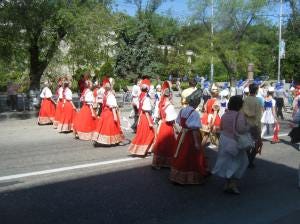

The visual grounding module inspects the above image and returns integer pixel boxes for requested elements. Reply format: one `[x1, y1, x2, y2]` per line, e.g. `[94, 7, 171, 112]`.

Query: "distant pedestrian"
[274, 82, 287, 120]
[7, 81, 19, 111]
[130, 79, 141, 133]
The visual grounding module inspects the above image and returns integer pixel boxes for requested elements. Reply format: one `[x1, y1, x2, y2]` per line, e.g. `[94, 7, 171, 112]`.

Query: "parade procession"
[1, 0, 300, 223]
[36, 74, 300, 195]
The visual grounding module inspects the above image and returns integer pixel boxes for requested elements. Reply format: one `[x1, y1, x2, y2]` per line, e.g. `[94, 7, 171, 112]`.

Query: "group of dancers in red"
[38, 76, 210, 185]
[38, 76, 124, 145]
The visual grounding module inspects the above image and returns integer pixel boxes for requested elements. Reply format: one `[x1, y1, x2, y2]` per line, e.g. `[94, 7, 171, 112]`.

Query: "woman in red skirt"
[92, 78, 124, 146]
[170, 89, 209, 185]
[73, 80, 96, 140]
[53, 77, 64, 129]
[152, 81, 177, 168]
[128, 79, 155, 156]
[57, 80, 77, 133]
[201, 84, 221, 146]
[38, 81, 56, 125]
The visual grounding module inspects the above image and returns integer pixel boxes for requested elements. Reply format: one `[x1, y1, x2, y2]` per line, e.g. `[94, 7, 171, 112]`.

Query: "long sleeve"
[236, 113, 249, 134]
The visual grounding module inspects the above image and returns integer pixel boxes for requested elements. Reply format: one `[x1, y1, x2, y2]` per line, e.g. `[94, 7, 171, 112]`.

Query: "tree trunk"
[28, 43, 46, 90]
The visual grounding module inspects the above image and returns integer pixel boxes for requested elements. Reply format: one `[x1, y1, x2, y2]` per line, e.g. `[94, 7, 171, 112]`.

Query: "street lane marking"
[0, 157, 147, 182]
[0, 133, 291, 182]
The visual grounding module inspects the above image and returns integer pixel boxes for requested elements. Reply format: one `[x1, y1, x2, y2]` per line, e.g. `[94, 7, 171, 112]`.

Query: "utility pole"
[277, 0, 283, 82]
[210, 0, 214, 82]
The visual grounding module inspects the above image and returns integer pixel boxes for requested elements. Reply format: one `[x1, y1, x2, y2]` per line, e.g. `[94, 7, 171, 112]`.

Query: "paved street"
[0, 99, 300, 224]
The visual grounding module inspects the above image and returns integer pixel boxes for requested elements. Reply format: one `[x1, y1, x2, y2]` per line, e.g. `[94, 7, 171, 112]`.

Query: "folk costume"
[261, 87, 277, 139]
[73, 81, 96, 140]
[128, 79, 155, 156]
[201, 85, 221, 146]
[38, 83, 56, 125]
[92, 78, 124, 145]
[57, 82, 76, 133]
[170, 89, 209, 185]
[201, 85, 221, 132]
[53, 79, 64, 128]
[92, 81, 100, 116]
[152, 81, 177, 168]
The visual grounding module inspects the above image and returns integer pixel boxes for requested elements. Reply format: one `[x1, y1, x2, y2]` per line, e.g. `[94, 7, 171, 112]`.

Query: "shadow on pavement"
[279, 139, 300, 151]
[0, 149, 299, 224]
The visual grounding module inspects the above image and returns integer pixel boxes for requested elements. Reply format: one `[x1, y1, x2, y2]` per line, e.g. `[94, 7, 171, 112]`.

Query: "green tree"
[188, 0, 270, 82]
[0, 0, 113, 90]
[282, 0, 300, 82]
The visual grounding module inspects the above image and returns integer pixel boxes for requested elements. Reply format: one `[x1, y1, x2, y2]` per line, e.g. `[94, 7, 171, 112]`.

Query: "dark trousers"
[131, 105, 139, 132]
[247, 126, 261, 166]
[275, 97, 284, 119]
[9, 95, 18, 111]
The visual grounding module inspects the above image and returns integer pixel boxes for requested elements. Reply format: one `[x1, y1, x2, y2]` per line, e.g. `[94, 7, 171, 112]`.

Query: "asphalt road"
[0, 102, 300, 224]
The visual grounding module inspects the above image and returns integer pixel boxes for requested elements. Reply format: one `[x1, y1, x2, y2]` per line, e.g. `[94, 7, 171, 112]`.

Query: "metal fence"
[0, 91, 132, 113]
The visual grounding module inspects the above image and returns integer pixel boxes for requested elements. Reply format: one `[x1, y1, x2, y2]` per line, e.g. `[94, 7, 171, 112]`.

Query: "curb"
[0, 111, 39, 121]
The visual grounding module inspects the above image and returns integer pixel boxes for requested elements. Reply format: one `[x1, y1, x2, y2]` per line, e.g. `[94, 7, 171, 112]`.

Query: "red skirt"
[92, 107, 124, 145]
[38, 98, 56, 124]
[53, 100, 63, 128]
[170, 130, 208, 184]
[73, 104, 96, 140]
[57, 101, 75, 132]
[152, 121, 176, 168]
[128, 112, 155, 156]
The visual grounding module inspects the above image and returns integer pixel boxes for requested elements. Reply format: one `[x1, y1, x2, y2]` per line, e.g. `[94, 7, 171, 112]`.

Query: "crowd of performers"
[37, 75, 300, 194]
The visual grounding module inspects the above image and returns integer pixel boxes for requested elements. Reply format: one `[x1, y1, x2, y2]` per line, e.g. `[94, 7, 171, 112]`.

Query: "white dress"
[212, 111, 249, 179]
[261, 98, 276, 124]
[219, 98, 228, 117]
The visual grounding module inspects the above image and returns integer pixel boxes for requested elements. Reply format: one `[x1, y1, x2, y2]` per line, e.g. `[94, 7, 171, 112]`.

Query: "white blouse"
[165, 103, 177, 122]
[40, 87, 53, 98]
[176, 106, 201, 129]
[106, 92, 118, 108]
[84, 90, 94, 104]
[142, 96, 152, 112]
[63, 88, 72, 101]
[57, 87, 63, 99]
[96, 87, 105, 103]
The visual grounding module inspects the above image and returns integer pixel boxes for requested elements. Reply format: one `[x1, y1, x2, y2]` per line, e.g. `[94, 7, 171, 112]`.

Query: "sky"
[113, 0, 291, 24]
[114, 0, 192, 21]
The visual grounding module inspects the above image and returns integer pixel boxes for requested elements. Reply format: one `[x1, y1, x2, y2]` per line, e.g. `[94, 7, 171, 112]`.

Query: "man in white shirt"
[131, 79, 141, 133]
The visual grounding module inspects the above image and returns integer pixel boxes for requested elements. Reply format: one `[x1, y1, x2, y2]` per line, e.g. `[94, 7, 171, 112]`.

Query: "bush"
[114, 78, 130, 92]
[96, 61, 114, 79]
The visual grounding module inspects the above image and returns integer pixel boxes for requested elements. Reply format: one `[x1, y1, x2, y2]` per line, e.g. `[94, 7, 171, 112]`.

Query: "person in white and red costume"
[92, 77, 124, 146]
[38, 81, 56, 125]
[73, 80, 97, 140]
[128, 78, 155, 156]
[152, 81, 177, 168]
